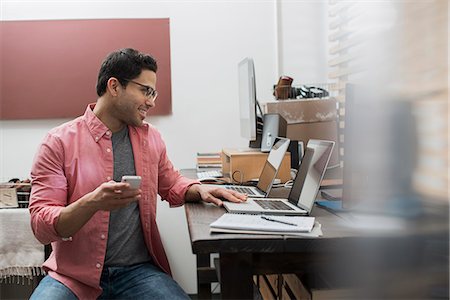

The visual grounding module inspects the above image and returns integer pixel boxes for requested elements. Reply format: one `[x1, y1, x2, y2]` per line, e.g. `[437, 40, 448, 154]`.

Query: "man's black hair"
[96, 48, 158, 97]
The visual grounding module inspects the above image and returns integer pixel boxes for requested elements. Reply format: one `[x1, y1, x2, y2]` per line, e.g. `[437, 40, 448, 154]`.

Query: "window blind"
[328, 0, 448, 200]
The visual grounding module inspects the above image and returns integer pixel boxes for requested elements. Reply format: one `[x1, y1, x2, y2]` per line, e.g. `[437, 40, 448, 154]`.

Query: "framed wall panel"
[0, 18, 172, 119]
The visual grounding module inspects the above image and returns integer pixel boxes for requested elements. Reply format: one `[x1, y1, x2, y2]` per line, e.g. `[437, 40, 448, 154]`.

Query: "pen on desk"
[260, 215, 297, 226]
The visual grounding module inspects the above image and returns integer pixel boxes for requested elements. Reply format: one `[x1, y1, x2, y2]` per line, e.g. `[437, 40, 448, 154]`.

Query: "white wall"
[276, 0, 328, 84]
[0, 0, 328, 294]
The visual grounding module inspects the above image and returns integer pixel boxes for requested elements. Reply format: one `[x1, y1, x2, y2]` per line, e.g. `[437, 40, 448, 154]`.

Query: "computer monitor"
[238, 57, 263, 148]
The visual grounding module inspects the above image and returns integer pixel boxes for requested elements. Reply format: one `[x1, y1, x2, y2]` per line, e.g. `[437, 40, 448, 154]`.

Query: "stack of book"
[196, 152, 222, 172]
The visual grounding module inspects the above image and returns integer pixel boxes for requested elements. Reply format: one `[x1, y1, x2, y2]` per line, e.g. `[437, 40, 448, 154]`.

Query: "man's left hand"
[186, 184, 247, 207]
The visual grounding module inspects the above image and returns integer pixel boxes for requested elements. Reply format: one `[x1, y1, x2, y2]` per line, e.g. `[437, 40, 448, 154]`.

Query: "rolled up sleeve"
[156, 139, 199, 207]
[29, 134, 68, 244]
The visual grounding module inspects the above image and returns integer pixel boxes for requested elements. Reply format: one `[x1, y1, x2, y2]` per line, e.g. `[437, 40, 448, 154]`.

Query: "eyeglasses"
[122, 79, 158, 100]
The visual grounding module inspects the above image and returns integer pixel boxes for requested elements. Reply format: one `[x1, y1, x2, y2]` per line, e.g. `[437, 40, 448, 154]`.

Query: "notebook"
[214, 137, 291, 197]
[209, 213, 317, 235]
[223, 140, 335, 215]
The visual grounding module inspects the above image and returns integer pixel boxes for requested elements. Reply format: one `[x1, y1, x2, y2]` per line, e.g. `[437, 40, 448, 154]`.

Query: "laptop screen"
[289, 140, 334, 212]
[256, 161, 277, 192]
[256, 138, 290, 193]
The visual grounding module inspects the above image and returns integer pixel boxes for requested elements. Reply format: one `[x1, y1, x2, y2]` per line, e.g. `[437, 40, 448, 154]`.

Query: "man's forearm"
[55, 194, 98, 238]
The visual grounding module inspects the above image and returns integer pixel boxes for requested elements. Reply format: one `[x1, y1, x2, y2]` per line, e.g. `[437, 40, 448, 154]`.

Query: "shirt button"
[101, 234, 106, 240]
[106, 148, 111, 153]
[106, 131, 111, 136]
[96, 263, 102, 269]
[95, 137, 99, 141]
[106, 176, 112, 181]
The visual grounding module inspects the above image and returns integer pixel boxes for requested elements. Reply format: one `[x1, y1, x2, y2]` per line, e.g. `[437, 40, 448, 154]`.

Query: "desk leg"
[197, 254, 212, 299]
[220, 253, 253, 299]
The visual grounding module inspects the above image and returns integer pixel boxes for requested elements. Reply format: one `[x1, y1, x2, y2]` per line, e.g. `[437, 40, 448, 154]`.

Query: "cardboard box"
[281, 273, 355, 300]
[255, 275, 279, 299]
[221, 149, 291, 183]
[286, 121, 339, 166]
[283, 274, 312, 300]
[264, 98, 339, 166]
[264, 98, 337, 124]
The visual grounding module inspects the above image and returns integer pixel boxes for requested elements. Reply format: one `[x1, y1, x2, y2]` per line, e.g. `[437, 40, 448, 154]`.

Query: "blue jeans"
[30, 275, 77, 300]
[30, 263, 189, 299]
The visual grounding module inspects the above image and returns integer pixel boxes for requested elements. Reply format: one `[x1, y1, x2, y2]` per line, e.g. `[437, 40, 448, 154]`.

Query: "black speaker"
[261, 113, 287, 152]
[288, 140, 304, 169]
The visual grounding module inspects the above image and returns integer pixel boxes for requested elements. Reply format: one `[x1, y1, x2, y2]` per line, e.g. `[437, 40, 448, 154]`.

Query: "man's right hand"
[88, 181, 141, 211]
[55, 181, 141, 238]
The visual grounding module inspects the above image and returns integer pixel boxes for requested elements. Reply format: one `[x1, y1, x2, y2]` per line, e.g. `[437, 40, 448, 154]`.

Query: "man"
[29, 48, 246, 299]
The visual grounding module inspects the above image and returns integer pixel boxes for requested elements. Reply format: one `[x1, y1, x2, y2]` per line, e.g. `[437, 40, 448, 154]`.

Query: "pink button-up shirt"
[29, 104, 198, 299]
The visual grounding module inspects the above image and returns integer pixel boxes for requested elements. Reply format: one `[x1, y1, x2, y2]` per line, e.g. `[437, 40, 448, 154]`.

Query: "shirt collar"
[83, 103, 151, 142]
[83, 103, 111, 143]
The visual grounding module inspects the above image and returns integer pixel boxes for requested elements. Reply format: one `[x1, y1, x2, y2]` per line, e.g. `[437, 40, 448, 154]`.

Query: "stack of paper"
[210, 213, 322, 237]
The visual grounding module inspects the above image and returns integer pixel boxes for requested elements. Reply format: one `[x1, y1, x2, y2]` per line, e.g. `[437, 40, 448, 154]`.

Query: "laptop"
[214, 137, 291, 197]
[223, 139, 335, 215]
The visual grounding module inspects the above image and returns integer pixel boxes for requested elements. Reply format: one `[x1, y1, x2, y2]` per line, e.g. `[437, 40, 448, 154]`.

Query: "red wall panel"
[0, 19, 172, 119]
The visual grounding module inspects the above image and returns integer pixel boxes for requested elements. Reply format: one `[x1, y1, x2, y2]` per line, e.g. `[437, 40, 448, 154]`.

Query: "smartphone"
[121, 175, 142, 189]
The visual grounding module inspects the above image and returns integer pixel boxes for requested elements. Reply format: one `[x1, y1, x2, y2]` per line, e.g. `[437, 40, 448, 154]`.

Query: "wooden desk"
[184, 201, 359, 299]
[183, 169, 448, 299]
[182, 167, 350, 299]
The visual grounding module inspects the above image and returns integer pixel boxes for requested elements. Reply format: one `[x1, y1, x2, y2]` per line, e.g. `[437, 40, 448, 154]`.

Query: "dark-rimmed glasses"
[122, 79, 158, 100]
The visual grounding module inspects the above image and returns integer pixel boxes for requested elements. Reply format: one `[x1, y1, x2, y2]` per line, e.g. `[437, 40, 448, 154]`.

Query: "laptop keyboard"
[254, 199, 294, 211]
[225, 186, 257, 195]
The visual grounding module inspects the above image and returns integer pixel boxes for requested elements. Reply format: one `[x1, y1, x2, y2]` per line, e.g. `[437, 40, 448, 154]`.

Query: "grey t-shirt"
[104, 126, 152, 266]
